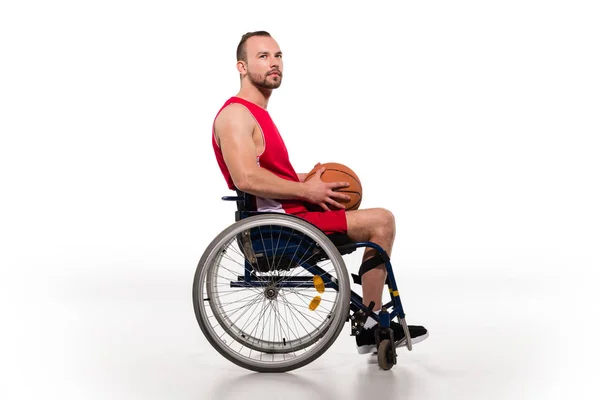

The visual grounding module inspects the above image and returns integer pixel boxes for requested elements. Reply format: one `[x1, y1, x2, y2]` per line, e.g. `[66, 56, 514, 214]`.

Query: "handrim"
[192, 214, 351, 372]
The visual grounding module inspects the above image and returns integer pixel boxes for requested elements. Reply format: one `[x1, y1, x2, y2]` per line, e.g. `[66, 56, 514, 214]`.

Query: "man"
[211, 31, 429, 356]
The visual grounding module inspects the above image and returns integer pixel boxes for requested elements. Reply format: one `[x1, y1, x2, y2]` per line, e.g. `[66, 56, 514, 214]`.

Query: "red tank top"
[212, 96, 308, 214]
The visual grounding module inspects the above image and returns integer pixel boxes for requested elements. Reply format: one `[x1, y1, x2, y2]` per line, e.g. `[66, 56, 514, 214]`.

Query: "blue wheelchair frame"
[222, 191, 409, 335]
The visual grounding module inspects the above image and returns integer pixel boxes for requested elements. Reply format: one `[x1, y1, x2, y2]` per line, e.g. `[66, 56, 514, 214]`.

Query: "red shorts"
[292, 209, 347, 234]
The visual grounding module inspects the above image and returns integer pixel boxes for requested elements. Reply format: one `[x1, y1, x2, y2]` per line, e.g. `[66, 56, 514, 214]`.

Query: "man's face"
[242, 36, 283, 89]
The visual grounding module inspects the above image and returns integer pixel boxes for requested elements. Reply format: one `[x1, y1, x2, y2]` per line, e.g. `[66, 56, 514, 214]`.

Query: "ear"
[236, 61, 247, 75]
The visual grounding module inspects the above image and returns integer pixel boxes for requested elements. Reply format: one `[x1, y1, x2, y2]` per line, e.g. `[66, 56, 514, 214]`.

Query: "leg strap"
[351, 251, 390, 285]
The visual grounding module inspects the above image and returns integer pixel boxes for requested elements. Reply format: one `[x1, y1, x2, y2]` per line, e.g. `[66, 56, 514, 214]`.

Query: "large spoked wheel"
[192, 214, 351, 373]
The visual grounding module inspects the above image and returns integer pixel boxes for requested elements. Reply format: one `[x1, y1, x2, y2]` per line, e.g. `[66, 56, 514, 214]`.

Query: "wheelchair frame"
[219, 191, 414, 361]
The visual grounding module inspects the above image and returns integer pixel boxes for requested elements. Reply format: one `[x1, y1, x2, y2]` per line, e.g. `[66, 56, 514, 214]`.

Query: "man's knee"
[372, 208, 395, 238]
[346, 207, 395, 241]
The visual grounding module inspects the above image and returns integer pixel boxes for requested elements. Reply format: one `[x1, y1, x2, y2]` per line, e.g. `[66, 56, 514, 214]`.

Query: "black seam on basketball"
[324, 175, 362, 190]
[336, 190, 361, 195]
[304, 169, 362, 194]
[322, 169, 362, 186]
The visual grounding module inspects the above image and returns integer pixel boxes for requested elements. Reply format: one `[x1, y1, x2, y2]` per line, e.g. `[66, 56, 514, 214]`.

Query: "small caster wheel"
[377, 339, 397, 370]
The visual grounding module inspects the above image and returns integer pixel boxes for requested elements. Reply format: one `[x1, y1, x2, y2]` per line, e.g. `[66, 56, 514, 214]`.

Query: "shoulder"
[216, 102, 253, 123]
[215, 103, 255, 131]
[214, 103, 257, 149]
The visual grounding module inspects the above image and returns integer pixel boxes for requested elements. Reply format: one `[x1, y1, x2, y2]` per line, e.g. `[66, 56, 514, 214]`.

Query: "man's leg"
[289, 207, 428, 354]
[345, 208, 395, 311]
[345, 208, 428, 354]
[290, 207, 395, 309]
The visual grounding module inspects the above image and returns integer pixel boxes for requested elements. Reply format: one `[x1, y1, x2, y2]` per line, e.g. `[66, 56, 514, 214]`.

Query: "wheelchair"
[192, 190, 414, 372]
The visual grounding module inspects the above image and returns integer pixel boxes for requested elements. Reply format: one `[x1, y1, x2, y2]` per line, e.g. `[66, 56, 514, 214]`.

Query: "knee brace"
[351, 251, 390, 285]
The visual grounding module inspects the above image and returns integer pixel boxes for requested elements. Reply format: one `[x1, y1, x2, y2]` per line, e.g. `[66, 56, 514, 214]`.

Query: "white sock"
[363, 309, 380, 330]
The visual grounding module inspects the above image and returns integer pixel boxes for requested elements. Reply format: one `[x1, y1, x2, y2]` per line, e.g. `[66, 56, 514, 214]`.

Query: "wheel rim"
[194, 215, 350, 371]
[206, 239, 333, 353]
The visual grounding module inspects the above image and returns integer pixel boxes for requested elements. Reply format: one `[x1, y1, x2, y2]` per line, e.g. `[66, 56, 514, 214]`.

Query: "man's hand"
[297, 162, 321, 183]
[302, 166, 351, 211]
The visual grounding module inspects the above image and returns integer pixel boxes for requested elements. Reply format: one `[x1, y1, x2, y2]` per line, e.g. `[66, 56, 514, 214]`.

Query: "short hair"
[236, 31, 271, 63]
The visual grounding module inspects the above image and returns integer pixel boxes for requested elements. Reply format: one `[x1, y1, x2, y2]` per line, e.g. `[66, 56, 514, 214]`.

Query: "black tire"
[377, 339, 395, 371]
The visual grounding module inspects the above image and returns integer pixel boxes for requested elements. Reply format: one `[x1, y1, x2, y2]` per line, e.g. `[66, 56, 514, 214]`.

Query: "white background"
[1, 1, 599, 399]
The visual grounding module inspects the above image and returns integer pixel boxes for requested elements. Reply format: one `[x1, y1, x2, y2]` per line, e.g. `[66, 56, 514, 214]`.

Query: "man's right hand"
[303, 166, 351, 211]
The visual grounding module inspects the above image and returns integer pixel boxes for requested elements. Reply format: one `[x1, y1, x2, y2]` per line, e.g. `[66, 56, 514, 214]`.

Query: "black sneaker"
[356, 322, 429, 354]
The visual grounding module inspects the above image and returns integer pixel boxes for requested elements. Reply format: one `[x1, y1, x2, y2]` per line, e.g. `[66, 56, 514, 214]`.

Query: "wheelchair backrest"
[221, 189, 264, 264]
[220, 188, 257, 220]
[235, 189, 256, 221]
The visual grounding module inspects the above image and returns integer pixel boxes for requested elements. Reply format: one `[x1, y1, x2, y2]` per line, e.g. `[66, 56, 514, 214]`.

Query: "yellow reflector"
[309, 296, 321, 311]
[313, 275, 325, 293]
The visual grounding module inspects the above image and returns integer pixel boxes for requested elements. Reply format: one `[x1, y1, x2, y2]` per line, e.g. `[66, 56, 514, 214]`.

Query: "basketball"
[304, 162, 362, 211]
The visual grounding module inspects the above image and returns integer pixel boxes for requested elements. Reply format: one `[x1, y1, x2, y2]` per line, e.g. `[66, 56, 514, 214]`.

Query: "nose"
[270, 56, 281, 69]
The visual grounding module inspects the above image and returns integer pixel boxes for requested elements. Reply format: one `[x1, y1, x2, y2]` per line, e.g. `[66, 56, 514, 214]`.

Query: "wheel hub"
[264, 286, 279, 300]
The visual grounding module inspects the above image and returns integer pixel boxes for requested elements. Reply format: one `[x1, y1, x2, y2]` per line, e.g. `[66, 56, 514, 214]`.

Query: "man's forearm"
[297, 172, 307, 182]
[237, 168, 308, 201]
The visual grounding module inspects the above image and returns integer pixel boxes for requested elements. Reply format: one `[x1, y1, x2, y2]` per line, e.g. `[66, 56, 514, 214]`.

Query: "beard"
[248, 69, 282, 89]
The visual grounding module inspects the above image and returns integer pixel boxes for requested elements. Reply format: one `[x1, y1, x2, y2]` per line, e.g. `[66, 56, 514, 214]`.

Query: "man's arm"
[214, 105, 350, 209]
[215, 104, 309, 200]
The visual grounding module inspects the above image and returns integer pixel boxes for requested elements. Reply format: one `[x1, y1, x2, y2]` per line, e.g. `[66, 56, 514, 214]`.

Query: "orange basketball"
[304, 162, 362, 211]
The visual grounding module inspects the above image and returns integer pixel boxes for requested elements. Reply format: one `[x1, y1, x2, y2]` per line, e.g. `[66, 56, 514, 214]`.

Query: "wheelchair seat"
[222, 189, 357, 256]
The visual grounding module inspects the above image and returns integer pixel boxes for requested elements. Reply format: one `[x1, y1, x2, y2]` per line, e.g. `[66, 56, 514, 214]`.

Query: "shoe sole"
[357, 331, 430, 356]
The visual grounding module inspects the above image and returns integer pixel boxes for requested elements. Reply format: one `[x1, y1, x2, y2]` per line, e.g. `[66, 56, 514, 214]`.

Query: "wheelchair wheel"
[192, 214, 351, 373]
